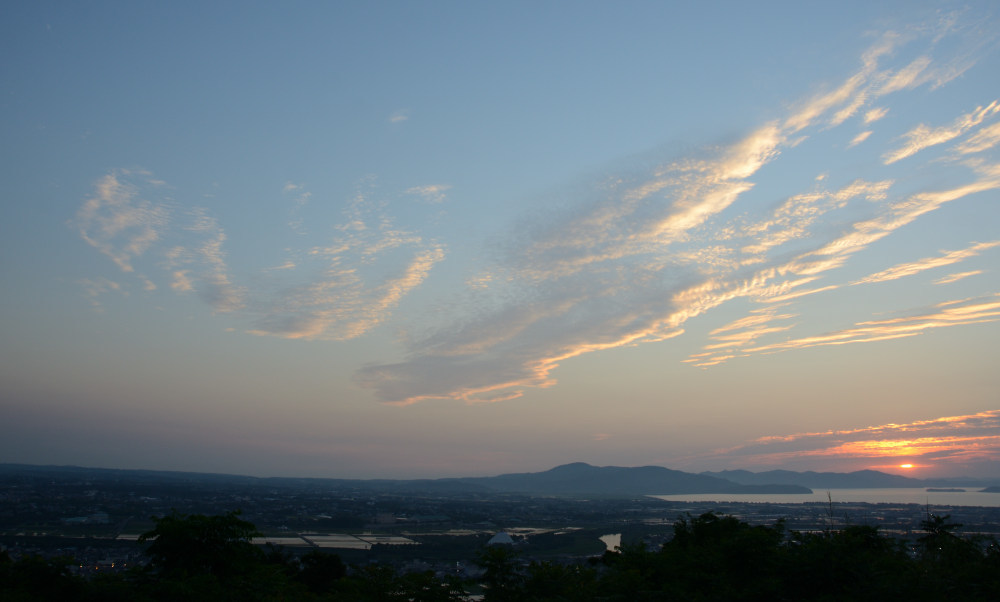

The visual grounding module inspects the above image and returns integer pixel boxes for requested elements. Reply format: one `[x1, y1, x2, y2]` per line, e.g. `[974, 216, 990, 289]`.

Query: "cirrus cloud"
[356, 17, 1000, 404]
[75, 173, 445, 339]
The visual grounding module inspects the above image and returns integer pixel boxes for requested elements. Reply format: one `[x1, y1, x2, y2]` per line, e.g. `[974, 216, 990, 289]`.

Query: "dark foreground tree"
[657, 512, 786, 600]
[5, 510, 1000, 601]
[475, 545, 524, 602]
[139, 510, 262, 579]
[522, 560, 599, 602]
[0, 550, 83, 601]
[786, 525, 912, 600]
[594, 511, 1000, 602]
[134, 510, 301, 601]
[332, 564, 467, 601]
[296, 549, 347, 595]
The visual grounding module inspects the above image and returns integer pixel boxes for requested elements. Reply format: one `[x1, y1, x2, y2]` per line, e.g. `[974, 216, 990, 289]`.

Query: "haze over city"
[2, 1, 999, 480]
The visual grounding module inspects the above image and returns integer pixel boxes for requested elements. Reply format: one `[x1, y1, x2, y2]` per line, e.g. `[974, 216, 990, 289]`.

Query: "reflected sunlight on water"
[599, 533, 622, 552]
[651, 488, 1000, 507]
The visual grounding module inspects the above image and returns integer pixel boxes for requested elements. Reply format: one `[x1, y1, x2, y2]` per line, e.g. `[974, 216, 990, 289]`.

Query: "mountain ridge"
[449, 462, 811, 495]
[6, 462, 994, 496]
[700, 468, 995, 489]
[0, 462, 808, 496]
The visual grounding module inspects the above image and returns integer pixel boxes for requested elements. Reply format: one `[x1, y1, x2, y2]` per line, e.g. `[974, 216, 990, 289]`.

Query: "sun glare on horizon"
[4, 2, 1000, 481]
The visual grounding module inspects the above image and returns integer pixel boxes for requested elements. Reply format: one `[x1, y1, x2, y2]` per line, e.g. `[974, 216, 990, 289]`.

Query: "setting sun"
[4, 2, 1000, 485]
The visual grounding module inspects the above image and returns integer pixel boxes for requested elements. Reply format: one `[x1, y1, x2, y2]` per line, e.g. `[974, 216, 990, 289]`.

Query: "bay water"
[651, 487, 1000, 507]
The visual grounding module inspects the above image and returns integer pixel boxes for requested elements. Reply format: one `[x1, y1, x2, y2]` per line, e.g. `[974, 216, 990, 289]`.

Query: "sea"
[650, 487, 1000, 508]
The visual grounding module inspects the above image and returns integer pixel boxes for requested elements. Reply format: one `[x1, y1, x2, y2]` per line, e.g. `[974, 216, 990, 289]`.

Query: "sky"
[2, 1, 1000, 480]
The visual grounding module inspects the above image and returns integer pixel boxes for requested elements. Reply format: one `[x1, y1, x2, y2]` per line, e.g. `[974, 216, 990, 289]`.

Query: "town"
[4, 464, 1000, 581]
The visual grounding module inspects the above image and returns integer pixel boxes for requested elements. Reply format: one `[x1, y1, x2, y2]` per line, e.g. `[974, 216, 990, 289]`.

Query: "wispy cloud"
[743, 294, 1000, 354]
[74, 15, 999, 409]
[355, 17, 1000, 404]
[78, 277, 125, 311]
[263, 261, 297, 272]
[779, 28, 959, 134]
[76, 172, 444, 338]
[878, 55, 933, 95]
[736, 179, 892, 260]
[848, 130, 872, 147]
[165, 208, 245, 313]
[247, 182, 447, 340]
[406, 184, 452, 204]
[283, 182, 312, 234]
[954, 121, 1000, 155]
[883, 100, 1000, 164]
[683, 307, 796, 367]
[852, 241, 1000, 285]
[793, 173, 1000, 270]
[355, 121, 796, 403]
[388, 109, 410, 123]
[934, 270, 982, 285]
[73, 170, 170, 275]
[250, 243, 446, 341]
[590, 158, 999, 368]
[864, 107, 888, 124]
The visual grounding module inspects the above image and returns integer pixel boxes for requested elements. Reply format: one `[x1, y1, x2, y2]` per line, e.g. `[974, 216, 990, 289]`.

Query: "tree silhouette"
[139, 510, 263, 579]
[296, 549, 347, 594]
[475, 544, 524, 602]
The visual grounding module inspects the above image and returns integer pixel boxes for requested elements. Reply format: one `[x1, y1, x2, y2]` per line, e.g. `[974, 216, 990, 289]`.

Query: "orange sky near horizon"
[683, 410, 1000, 477]
[3, 3, 999, 480]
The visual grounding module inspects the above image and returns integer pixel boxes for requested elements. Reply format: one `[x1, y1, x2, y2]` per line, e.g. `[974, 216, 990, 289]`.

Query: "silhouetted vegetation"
[3, 510, 1000, 600]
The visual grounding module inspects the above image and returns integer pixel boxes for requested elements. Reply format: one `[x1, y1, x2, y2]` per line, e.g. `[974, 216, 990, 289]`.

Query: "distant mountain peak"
[547, 462, 596, 471]
[465, 462, 808, 496]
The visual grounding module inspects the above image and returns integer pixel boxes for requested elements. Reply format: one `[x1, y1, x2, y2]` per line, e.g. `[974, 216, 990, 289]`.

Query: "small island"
[926, 488, 966, 493]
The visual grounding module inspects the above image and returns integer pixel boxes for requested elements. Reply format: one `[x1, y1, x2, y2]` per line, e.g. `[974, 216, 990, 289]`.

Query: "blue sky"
[3, 1, 1000, 479]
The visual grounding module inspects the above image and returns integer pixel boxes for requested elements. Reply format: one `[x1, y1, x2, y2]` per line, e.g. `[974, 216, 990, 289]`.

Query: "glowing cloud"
[852, 241, 1000, 285]
[934, 270, 982, 285]
[359, 17, 1000, 402]
[848, 130, 872, 147]
[692, 410, 1000, 471]
[73, 14, 1000, 408]
[954, 121, 1000, 155]
[740, 295, 1000, 354]
[864, 107, 888, 124]
[883, 100, 1000, 164]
